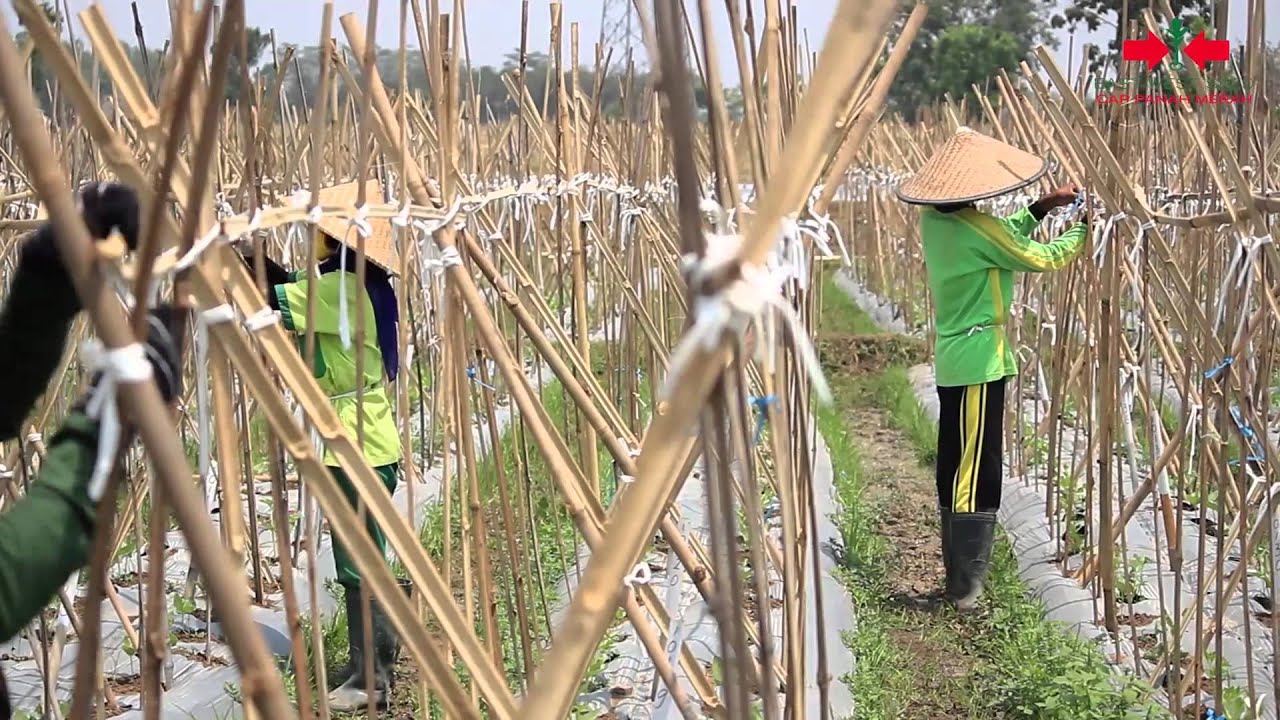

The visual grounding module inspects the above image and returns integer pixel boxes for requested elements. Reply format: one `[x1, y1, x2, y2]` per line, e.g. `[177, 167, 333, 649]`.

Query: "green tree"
[224, 26, 271, 104]
[928, 25, 1023, 107]
[886, 0, 1054, 119]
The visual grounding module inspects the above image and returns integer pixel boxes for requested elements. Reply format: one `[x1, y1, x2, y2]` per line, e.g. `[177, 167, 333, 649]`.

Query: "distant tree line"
[14, 1, 747, 125]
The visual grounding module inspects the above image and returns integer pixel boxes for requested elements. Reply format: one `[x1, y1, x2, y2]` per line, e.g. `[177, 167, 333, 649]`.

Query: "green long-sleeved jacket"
[0, 239, 99, 644]
[920, 206, 1087, 388]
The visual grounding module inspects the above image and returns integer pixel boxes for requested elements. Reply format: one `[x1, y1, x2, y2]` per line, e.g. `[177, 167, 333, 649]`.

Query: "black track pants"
[936, 377, 1005, 513]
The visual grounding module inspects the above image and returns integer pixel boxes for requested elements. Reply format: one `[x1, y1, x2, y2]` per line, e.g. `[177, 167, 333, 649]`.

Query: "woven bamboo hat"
[315, 178, 400, 275]
[895, 127, 1048, 205]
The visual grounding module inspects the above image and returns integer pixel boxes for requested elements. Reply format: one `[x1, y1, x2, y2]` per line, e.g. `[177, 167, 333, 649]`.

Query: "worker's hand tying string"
[1029, 184, 1083, 221]
[74, 305, 185, 502]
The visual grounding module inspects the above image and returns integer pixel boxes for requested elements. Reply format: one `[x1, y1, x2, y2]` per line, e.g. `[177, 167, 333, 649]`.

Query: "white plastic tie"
[392, 203, 412, 228]
[173, 228, 228, 273]
[80, 340, 153, 502]
[349, 204, 374, 239]
[243, 307, 280, 333]
[441, 246, 463, 268]
[618, 437, 641, 459]
[664, 232, 831, 405]
[338, 231, 352, 349]
[194, 307, 233, 486]
[622, 563, 652, 588]
[1235, 232, 1273, 289]
[308, 204, 324, 225]
[24, 433, 41, 445]
[200, 304, 236, 325]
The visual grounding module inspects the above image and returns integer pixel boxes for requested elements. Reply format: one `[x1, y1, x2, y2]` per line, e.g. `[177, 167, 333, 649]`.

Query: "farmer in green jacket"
[0, 182, 181, 716]
[237, 178, 403, 712]
[896, 127, 1088, 611]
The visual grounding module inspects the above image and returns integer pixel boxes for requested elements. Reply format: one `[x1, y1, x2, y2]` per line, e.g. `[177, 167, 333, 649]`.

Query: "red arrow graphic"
[1183, 31, 1230, 69]
[1122, 32, 1169, 70]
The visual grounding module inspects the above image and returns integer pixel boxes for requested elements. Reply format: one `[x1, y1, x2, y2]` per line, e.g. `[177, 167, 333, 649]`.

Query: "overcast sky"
[2, 1, 1275, 85]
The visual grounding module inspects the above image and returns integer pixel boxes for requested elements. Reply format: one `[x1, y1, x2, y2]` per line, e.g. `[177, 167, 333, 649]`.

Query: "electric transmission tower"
[601, 0, 644, 67]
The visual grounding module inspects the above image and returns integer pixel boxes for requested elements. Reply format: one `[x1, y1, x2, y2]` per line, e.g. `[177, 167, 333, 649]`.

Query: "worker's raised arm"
[963, 210, 1087, 272]
[0, 183, 139, 441]
[1002, 206, 1041, 237]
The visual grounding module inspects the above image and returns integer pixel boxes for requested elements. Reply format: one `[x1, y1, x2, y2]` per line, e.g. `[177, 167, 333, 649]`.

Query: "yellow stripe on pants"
[969, 384, 988, 512]
[953, 384, 982, 512]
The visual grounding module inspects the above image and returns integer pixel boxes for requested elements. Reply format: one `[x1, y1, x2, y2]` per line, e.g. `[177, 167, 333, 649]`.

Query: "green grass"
[817, 396, 912, 717]
[819, 270, 883, 336]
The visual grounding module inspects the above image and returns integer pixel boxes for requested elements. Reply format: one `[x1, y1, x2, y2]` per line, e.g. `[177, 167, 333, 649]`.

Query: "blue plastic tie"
[1229, 405, 1266, 460]
[1203, 709, 1225, 720]
[466, 365, 498, 391]
[1205, 357, 1234, 379]
[749, 395, 777, 445]
[1228, 456, 1264, 467]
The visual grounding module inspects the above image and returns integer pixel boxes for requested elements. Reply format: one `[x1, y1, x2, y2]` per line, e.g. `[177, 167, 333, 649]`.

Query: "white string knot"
[622, 563, 652, 588]
[80, 340, 153, 502]
[391, 203, 412, 228]
[200, 304, 236, 325]
[349, 204, 373, 239]
[0, 464, 11, 481]
[617, 437, 641, 459]
[1228, 231, 1273, 290]
[308, 204, 324, 225]
[441, 246, 463, 268]
[243, 307, 280, 333]
[805, 196, 852, 265]
[1093, 212, 1129, 266]
[663, 232, 832, 406]
[1121, 362, 1142, 381]
[173, 228, 228, 273]
[775, 216, 813, 289]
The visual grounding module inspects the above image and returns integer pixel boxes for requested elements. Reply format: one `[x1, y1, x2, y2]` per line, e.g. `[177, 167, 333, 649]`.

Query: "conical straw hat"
[315, 178, 401, 275]
[895, 127, 1048, 205]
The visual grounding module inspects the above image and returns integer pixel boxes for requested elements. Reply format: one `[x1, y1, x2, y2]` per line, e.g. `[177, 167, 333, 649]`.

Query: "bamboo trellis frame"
[0, 0, 923, 719]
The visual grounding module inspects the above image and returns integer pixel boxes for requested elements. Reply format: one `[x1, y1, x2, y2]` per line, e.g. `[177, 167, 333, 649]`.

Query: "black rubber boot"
[328, 584, 369, 710]
[371, 578, 414, 692]
[328, 581, 412, 711]
[944, 511, 997, 611]
[326, 585, 362, 688]
[368, 594, 400, 696]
